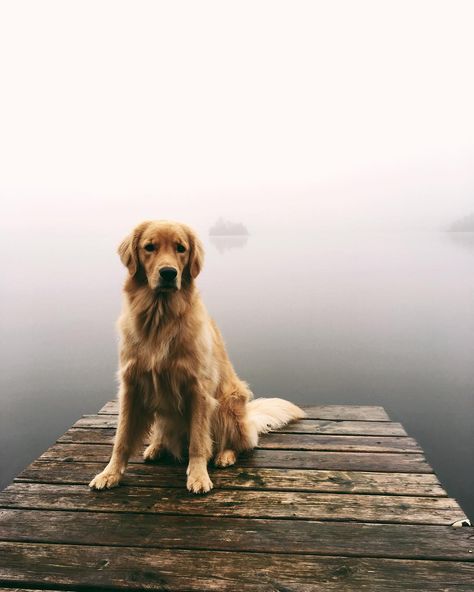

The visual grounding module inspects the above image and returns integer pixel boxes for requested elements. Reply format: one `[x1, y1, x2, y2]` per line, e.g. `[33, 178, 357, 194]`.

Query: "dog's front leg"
[186, 382, 215, 494]
[89, 380, 149, 490]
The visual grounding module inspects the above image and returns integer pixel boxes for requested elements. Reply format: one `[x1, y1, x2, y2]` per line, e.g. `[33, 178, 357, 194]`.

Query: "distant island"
[448, 213, 474, 232]
[209, 217, 249, 236]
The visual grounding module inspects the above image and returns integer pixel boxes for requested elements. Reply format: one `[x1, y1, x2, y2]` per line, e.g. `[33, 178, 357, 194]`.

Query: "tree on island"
[449, 212, 474, 232]
[209, 217, 249, 236]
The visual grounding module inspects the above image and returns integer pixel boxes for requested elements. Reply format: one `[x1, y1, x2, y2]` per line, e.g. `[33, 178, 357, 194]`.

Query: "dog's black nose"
[159, 267, 178, 281]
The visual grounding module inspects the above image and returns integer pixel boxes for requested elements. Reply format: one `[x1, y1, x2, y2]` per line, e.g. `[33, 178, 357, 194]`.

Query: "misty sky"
[1, 0, 473, 235]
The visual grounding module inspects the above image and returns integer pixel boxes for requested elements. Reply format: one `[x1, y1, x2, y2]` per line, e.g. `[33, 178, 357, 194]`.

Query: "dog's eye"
[176, 244, 186, 253]
[144, 243, 155, 252]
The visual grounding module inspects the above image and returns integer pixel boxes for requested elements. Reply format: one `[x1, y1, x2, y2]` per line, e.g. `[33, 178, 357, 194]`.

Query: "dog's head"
[118, 220, 204, 293]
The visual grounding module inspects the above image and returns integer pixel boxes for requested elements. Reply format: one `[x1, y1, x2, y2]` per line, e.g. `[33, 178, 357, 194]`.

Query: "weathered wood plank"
[254, 433, 420, 452]
[79, 414, 407, 435]
[0, 542, 473, 591]
[0, 483, 466, 525]
[293, 405, 390, 421]
[278, 420, 407, 435]
[97, 400, 117, 414]
[1, 399, 471, 592]
[15, 460, 446, 496]
[0, 589, 69, 592]
[1, 509, 472, 560]
[98, 400, 391, 421]
[36, 442, 433, 472]
[59, 428, 421, 453]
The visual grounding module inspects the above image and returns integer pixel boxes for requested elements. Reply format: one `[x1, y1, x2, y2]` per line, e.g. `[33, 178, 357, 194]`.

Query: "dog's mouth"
[154, 283, 178, 293]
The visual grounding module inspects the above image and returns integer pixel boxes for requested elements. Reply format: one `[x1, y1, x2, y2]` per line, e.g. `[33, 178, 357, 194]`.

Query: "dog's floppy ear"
[118, 221, 151, 276]
[186, 226, 204, 279]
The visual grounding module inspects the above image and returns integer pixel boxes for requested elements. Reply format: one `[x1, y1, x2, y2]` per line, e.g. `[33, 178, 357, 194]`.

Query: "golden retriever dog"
[89, 220, 305, 493]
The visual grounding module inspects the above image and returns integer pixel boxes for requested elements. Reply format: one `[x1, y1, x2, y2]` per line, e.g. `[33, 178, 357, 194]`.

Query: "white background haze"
[1, 0, 473, 235]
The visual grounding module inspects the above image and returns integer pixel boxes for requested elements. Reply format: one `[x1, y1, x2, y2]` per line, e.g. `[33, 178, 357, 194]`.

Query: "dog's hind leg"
[214, 449, 237, 467]
[143, 416, 164, 462]
[214, 417, 256, 468]
[213, 382, 258, 468]
[144, 414, 186, 462]
[213, 410, 239, 467]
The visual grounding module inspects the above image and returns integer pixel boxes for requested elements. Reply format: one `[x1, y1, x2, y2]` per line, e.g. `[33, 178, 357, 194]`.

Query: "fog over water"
[1, 226, 473, 517]
[0, 1, 473, 517]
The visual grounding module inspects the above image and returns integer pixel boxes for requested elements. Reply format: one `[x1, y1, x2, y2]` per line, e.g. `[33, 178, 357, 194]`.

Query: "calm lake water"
[1, 228, 473, 518]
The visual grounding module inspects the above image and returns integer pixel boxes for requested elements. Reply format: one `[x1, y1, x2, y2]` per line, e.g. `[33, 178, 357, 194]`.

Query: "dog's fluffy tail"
[247, 397, 306, 436]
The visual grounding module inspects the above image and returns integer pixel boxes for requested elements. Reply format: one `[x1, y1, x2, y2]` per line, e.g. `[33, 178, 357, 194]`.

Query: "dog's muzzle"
[156, 266, 178, 291]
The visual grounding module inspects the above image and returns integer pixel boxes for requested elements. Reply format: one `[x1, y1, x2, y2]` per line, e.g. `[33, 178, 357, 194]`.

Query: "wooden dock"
[0, 400, 472, 591]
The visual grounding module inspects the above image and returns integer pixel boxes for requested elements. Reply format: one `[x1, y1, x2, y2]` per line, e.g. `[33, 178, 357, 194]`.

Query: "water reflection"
[210, 235, 249, 253]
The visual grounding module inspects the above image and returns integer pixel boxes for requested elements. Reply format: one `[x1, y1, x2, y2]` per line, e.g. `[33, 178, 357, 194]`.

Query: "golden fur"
[89, 220, 304, 493]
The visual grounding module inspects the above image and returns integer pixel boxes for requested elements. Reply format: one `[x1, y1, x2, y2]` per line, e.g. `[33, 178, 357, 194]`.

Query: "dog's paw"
[187, 471, 213, 494]
[143, 443, 163, 463]
[89, 470, 121, 490]
[214, 449, 237, 468]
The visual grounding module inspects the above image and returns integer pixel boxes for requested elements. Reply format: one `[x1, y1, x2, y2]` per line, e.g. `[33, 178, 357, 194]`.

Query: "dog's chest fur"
[119, 290, 217, 415]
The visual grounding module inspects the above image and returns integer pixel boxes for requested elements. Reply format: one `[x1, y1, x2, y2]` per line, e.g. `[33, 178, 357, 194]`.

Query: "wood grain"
[78, 414, 407, 435]
[1, 509, 472, 560]
[0, 542, 473, 591]
[59, 427, 421, 453]
[3, 401, 471, 592]
[0, 589, 69, 592]
[15, 460, 446, 496]
[97, 400, 391, 421]
[37, 443, 433, 472]
[0, 483, 466, 525]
